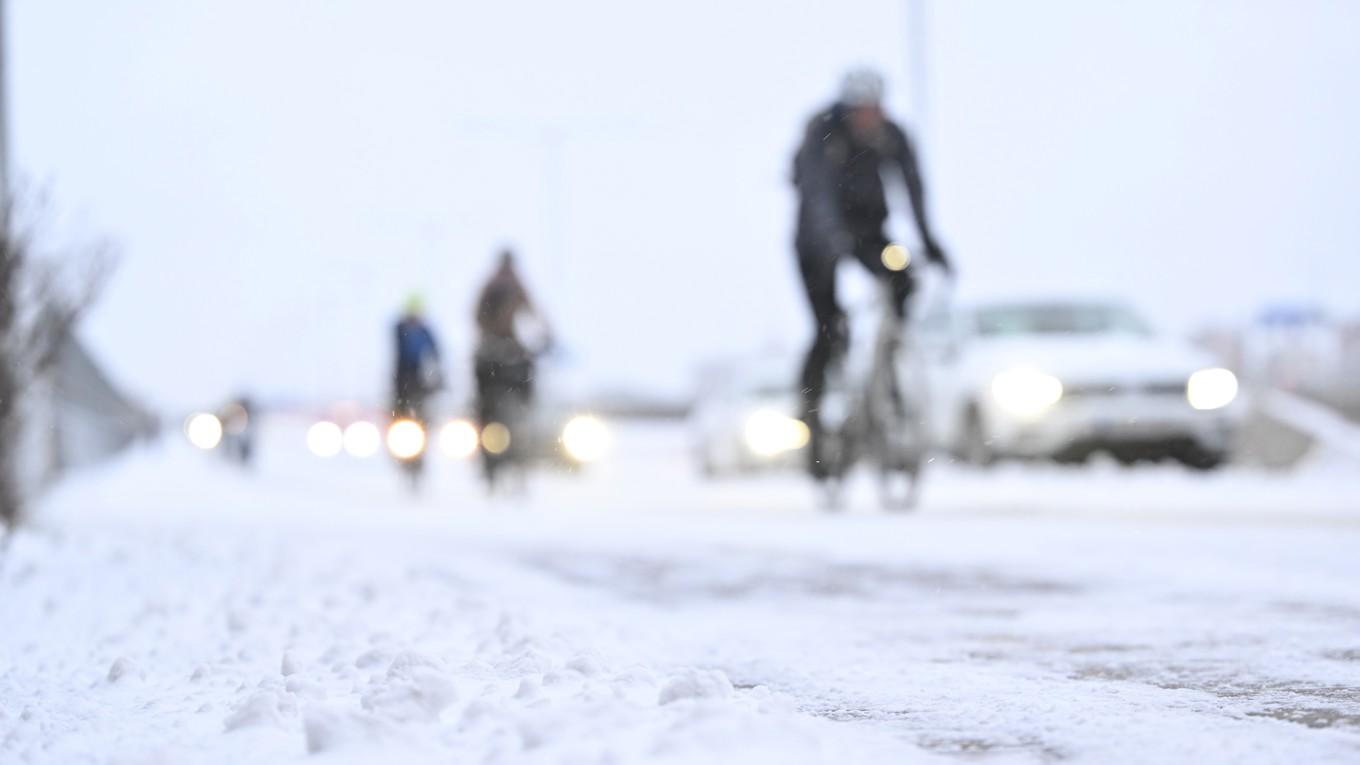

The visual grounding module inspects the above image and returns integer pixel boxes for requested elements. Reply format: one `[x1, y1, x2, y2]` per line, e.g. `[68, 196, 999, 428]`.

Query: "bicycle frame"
[819, 276, 932, 510]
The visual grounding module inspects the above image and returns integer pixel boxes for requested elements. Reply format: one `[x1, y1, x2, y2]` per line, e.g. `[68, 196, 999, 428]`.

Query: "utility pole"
[906, 0, 930, 150]
[0, 0, 15, 529]
[0, 0, 10, 215]
[539, 127, 568, 327]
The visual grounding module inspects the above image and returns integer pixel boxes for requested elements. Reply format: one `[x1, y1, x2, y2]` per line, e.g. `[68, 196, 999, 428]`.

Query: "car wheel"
[1177, 445, 1226, 471]
[1112, 449, 1141, 467]
[961, 406, 995, 467]
[1054, 446, 1092, 466]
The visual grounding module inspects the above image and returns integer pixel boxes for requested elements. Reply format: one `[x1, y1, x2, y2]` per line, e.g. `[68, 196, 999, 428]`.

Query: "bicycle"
[390, 361, 441, 494]
[816, 276, 933, 511]
[389, 400, 430, 494]
[474, 341, 540, 496]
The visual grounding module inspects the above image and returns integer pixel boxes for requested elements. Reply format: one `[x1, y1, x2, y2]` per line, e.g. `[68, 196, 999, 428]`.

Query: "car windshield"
[974, 304, 1152, 337]
[731, 373, 794, 398]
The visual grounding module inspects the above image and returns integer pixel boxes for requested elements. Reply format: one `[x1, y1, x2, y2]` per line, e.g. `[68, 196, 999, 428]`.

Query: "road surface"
[2, 420, 1359, 763]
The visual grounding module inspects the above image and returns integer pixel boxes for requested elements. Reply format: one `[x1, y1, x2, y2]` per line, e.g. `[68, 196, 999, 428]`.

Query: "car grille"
[1064, 381, 1186, 399]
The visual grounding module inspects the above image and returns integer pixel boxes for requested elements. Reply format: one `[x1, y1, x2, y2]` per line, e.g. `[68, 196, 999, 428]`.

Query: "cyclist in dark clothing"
[475, 250, 536, 354]
[793, 68, 951, 479]
[473, 249, 543, 415]
[393, 295, 441, 418]
[472, 249, 546, 485]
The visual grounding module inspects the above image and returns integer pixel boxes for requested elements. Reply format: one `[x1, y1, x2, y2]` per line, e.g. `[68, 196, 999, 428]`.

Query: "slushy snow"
[2, 419, 1359, 764]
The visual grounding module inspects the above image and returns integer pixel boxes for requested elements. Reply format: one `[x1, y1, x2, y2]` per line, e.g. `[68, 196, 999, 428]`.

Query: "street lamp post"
[0, 0, 10, 215]
[906, 0, 930, 149]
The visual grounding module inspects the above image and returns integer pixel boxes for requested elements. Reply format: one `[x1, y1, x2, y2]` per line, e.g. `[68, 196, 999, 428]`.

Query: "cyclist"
[218, 394, 256, 468]
[472, 249, 545, 479]
[392, 294, 442, 420]
[792, 67, 951, 480]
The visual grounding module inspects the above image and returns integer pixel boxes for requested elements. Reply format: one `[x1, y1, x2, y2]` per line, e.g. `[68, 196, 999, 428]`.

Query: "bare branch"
[0, 190, 119, 528]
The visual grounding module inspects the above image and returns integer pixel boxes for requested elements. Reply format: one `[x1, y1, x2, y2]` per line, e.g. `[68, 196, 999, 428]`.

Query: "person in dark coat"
[472, 249, 547, 481]
[792, 68, 952, 479]
[472, 250, 543, 421]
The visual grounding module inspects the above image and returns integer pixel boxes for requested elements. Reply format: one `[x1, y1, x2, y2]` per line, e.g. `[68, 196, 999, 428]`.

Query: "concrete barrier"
[1259, 390, 1360, 462]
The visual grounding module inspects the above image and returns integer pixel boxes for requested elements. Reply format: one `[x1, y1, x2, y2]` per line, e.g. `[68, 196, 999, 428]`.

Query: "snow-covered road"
[3, 421, 1360, 764]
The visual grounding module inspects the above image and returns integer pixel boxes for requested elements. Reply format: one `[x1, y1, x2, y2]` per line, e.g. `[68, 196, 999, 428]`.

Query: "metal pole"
[0, 0, 10, 216]
[906, 0, 930, 149]
[540, 127, 568, 324]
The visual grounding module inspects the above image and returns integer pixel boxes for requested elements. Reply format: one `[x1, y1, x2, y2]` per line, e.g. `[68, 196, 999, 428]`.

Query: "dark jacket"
[793, 103, 945, 265]
[475, 267, 532, 344]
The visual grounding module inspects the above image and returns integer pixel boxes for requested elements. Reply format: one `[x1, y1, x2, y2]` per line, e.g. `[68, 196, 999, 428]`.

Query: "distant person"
[219, 394, 256, 467]
[472, 249, 545, 452]
[475, 249, 540, 357]
[792, 67, 952, 480]
[392, 295, 442, 418]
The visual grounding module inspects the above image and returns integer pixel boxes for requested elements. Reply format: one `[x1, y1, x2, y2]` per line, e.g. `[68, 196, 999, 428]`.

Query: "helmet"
[840, 67, 885, 107]
[403, 293, 426, 316]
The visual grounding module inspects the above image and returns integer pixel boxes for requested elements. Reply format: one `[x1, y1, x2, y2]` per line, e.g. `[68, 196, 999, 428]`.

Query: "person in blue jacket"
[392, 294, 442, 418]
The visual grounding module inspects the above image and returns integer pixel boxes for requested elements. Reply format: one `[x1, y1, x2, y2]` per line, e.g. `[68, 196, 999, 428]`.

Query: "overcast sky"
[12, 0, 1360, 409]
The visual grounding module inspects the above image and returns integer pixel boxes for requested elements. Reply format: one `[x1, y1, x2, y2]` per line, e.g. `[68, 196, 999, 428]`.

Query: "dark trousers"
[393, 368, 426, 419]
[474, 355, 534, 427]
[796, 227, 914, 470]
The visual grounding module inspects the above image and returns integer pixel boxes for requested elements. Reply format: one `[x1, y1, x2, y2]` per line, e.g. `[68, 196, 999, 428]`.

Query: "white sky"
[11, 0, 1360, 409]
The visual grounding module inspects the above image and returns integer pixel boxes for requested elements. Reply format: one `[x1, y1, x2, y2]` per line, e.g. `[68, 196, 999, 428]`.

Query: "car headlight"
[991, 368, 1064, 419]
[439, 419, 480, 459]
[561, 415, 610, 463]
[307, 421, 344, 457]
[342, 421, 381, 458]
[184, 412, 224, 450]
[743, 410, 811, 457]
[1187, 368, 1238, 411]
[386, 419, 427, 459]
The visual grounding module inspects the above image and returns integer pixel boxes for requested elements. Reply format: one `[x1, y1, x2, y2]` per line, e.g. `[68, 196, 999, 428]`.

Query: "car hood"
[964, 334, 1213, 386]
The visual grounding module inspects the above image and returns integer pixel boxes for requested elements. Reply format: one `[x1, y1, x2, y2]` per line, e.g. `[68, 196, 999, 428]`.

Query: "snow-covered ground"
[3, 420, 1360, 764]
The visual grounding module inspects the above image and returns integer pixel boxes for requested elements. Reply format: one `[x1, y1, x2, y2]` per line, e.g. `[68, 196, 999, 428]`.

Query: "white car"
[919, 299, 1242, 468]
[690, 356, 809, 476]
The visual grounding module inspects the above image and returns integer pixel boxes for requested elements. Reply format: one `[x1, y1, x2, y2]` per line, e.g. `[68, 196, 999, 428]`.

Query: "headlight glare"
[743, 410, 811, 457]
[439, 419, 480, 459]
[185, 413, 224, 450]
[481, 422, 512, 455]
[342, 421, 381, 458]
[991, 368, 1064, 418]
[386, 419, 427, 459]
[1187, 368, 1238, 411]
[561, 415, 610, 463]
[307, 421, 344, 457]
